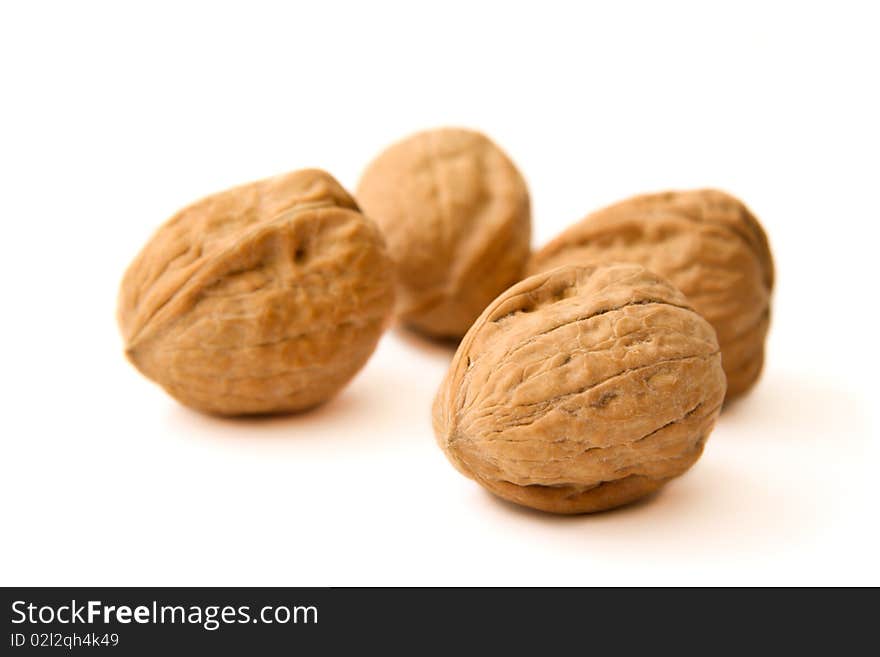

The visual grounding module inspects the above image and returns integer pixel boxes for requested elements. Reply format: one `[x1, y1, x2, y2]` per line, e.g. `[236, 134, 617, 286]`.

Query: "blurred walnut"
[357, 128, 531, 339]
[529, 189, 773, 399]
[433, 264, 726, 514]
[118, 169, 395, 416]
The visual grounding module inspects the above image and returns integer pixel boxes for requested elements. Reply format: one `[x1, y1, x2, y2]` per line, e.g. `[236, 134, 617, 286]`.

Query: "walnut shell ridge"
[433, 264, 726, 514]
[528, 189, 773, 400]
[357, 127, 531, 339]
[118, 169, 395, 416]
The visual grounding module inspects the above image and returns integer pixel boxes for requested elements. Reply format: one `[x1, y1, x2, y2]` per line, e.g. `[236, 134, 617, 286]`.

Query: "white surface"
[1, 1, 878, 586]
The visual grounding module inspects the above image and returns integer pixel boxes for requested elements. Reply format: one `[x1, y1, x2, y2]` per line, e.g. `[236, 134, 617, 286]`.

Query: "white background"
[1, 1, 877, 586]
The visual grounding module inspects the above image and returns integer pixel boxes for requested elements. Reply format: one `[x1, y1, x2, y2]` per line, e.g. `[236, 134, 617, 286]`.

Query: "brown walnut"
[528, 189, 773, 400]
[356, 127, 531, 339]
[118, 169, 395, 416]
[433, 264, 726, 514]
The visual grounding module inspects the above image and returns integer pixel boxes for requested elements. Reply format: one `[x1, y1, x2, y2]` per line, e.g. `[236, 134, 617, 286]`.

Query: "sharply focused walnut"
[356, 128, 531, 339]
[528, 189, 773, 400]
[118, 169, 395, 416]
[433, 264, 726, 514]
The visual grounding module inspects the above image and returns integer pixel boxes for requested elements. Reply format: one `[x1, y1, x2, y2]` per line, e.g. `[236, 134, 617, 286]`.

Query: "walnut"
[118, 169, 395, 416]
[356, 128, 531, 339]
[433, 264, 726, 514]
[528, 189, 773, 400]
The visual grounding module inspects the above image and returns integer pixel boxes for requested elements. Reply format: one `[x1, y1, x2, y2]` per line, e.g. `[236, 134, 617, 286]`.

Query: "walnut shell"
[528, 189, 773, 400]
[356, 128, 531, 339]
[433, 264, 726, 514]
[118, 169, 395, 416]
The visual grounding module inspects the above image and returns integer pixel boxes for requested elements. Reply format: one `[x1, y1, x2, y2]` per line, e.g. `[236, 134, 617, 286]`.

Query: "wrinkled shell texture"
[433, 264, 726, 514]
[119, 169, 395, 416]
[529, 189, 773, 399]
[357, 128, 531, 338]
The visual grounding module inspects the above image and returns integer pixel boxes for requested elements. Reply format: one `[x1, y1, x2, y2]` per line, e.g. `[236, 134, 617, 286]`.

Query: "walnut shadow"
[477, 458, 822, 561]
[162, 360, 438, 448]
[482, 486, 666, 521]
[392, 324, 459, 361]
[473, 371, 866, 560]
[163, 390, 357, 441]
[718, 370, 870, 447]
